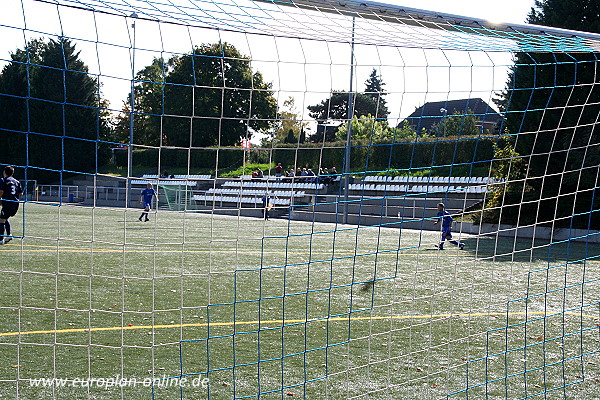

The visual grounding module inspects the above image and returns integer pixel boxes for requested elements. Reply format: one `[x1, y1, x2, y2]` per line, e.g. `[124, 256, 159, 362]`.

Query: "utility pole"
[343, 16, 356, 224]
[127, 12, 138, 209]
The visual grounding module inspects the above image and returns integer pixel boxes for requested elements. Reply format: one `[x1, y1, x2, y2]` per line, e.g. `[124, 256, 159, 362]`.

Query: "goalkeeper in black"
[0, 166, 23, 244]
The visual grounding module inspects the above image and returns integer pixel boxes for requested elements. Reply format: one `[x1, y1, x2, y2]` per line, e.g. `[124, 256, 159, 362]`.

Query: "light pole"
[440, 107, 447, 137]
[127, 12, 138, 208]
[343, 16, 356, 225]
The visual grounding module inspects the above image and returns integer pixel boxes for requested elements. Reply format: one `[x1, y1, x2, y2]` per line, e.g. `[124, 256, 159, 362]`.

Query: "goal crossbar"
[38, 0, 600, 51]
[256, 0, 600, 48]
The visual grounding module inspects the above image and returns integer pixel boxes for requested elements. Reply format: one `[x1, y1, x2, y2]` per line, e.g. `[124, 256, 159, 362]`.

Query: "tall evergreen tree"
[363, 68, 389, 119]
[272, 97, 306, 143]
[307, 91, 383, 124]
[0, 38, 110, 181]
[307, 70, 390, 141]
[283, 129, 297, 144]
[528, 0, 600, 30]
[495, 0, 600, 228]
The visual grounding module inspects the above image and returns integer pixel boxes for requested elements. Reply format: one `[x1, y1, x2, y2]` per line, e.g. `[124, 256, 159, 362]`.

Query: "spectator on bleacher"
[296, 168, 302, 182]
[301, 168, 308, 183]
[330, 166, 339, 183]
[284, 170, 294, 183]
[257, 168, 264, 179]
[321, 168, 330, 184]
[275, 163, 283, 182]
[307, 169, 316, 183]
[161, 169, 168, 178]
[251, 171, 258, 181]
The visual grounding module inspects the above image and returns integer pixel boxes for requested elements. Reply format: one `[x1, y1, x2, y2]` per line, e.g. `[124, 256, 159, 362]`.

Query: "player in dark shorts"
[139, 183, 156, 222]
[0, 166, 23, 245]
[434, 202, 464, 250]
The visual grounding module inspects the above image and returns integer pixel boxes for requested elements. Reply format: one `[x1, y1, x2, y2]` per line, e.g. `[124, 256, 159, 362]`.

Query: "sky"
[0, 0, 538, 140]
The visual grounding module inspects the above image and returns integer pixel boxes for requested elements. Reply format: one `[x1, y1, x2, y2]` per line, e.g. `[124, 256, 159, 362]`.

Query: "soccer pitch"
[0, 203, 599, 399]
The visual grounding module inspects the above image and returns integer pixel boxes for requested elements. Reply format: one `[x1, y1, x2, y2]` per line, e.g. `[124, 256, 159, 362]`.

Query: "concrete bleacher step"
[289, 210, 406, 227]
[71, 174, 125, 184]
[289, 209, 461, 231]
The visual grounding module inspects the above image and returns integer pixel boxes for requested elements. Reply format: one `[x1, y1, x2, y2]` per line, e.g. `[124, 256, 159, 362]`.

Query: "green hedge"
[114, 147, 244, 173]
[113, 136, 505, 175]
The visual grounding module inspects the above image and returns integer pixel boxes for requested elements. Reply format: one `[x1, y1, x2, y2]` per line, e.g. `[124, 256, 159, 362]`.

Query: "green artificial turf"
[0, 203, 599, 399]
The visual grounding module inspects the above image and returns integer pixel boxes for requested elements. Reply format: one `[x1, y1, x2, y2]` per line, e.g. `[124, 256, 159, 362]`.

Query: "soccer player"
[434, 202, 464, 250]
[139, 183, 156, 222]
[261, 192, 271, 220]
[0, 166, 23, 245]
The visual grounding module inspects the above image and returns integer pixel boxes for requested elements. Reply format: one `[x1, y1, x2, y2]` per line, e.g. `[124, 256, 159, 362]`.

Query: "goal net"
[0, 0, 599, 398]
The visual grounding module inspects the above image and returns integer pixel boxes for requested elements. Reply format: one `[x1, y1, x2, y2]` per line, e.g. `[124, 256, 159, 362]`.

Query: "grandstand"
[34, 173, 489, 229]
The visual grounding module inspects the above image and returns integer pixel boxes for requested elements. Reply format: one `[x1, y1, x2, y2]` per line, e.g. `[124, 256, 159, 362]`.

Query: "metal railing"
[36, 185, 80, 200]
[85, 186, 128, 201]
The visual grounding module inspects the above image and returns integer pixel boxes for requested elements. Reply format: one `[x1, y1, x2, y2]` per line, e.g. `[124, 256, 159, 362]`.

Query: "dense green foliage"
[335, 116, 422, 142]
[335, 114, 393, 142]
[431, 110, 481, 137]
[113, 43, 278, 148]
[112, 57, 168, 146]
[270, 97, 307, 145]
[307, 91, 385, 124]
[307, 68, 389, 128]
[118, 136, 503, 178]
[493, 0, 600, 228]
[0, 38, 110, 180]
[480, 143, 532, 225]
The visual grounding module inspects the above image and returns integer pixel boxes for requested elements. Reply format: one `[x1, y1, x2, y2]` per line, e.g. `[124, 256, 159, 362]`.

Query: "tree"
[494, 0, 600, 228]
[307, 91, 383, 124]
[0, 38, 111, 181]
[273, 97, 306, 144]
[430, 110, 480, 137]
[363, 68, 389, 119]
[128, 43, 278, 148]
[284, 129, 297, 144]
[113, 57, 170, 146]
[335, 114, 393, 142]
[307, 71, 390, 143]
[299, 128, 306, 144]
[480, 141, 533, 224]
[392, 121, 426, 140]
[309, 125, 337, 143]
[528, 0, 600, 30]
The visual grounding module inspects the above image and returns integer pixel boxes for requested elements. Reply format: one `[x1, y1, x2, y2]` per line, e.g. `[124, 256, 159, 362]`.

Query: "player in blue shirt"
[261, 192, 271, 220]
[434, 202, 464, 250]
[0, 166, 23, 244]
[139, 183, 157, 222]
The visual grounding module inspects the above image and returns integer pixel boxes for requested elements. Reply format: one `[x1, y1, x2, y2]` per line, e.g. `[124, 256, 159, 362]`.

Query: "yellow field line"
[0, 243, 351, 255]
[4, 243, 598, 262]
[0, 249, 360, 255]
[0, 311, 595, 337]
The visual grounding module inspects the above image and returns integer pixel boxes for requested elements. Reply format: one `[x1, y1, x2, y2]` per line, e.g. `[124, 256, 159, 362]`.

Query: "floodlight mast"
[255, 0, 600, 46]
[127, 12, 138, 208]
